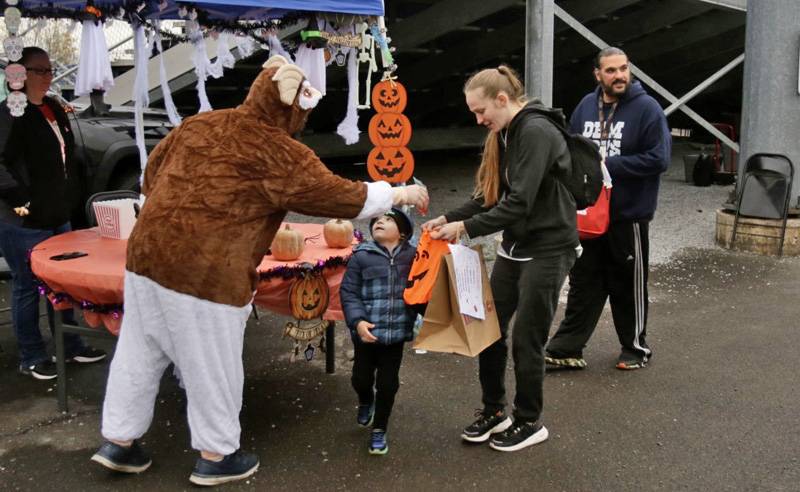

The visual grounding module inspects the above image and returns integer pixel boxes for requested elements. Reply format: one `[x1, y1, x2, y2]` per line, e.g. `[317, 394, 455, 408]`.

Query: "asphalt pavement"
[0, 146, 798, 491]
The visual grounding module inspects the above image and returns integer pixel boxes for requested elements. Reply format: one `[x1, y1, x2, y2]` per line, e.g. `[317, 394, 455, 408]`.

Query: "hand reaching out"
[429, 221, 464, 241]
[422, 215, 447, 231]
[392, 185, 429, 213]
[356, 320, 378, 343]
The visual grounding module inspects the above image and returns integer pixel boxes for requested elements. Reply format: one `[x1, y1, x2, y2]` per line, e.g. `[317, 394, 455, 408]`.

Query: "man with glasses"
[0, 46, 106, 380]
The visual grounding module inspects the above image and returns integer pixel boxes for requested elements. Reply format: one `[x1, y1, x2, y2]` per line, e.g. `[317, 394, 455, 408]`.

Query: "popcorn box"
[93, 198, 139, 240]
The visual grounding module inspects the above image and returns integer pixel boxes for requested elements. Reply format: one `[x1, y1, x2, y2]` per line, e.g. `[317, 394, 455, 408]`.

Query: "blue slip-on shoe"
[189, 450, 259, 486]
[369, 429, 388, 455]
[91, 440, 152, 473]
[357, 403, 374, 427]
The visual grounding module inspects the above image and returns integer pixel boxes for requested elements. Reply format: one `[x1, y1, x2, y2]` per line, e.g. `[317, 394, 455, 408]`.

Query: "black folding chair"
[85, 190, 140, 227]
[731, 153, 794, 256]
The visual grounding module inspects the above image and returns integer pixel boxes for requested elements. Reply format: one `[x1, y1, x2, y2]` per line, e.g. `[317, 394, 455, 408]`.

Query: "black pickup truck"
[0, 99, 172, 275]
[65, 102, 173, 197]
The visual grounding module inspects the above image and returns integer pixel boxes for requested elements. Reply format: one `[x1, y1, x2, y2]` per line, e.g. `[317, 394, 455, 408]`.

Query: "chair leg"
[46, 301, 55, 332]
[778, 195, 791, 257]
[730, 175, 751, 250]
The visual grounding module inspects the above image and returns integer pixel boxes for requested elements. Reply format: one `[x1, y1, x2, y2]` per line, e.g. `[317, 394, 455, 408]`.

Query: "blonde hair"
[464, 66, 526, 206]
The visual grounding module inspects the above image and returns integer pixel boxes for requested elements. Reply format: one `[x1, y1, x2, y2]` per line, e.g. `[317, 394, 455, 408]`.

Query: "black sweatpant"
[480, 250, 575, 422]
[351, 342, 405, 431]
[547, 220, 652, 362]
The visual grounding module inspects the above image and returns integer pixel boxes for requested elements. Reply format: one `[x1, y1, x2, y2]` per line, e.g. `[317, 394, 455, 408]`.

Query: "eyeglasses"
[25, 67, 56, 77]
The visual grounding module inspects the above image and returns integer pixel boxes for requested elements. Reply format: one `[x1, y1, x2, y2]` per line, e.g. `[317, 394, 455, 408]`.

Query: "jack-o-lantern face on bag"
[368, 113, 412, 147]
[403, 230, 451, 305]
[372, 80, 407, 113]
[289, 271, 330, 320]
[367, 146, 415, 183]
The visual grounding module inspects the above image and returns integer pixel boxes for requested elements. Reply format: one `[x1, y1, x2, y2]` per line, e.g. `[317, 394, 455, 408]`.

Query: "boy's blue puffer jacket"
[340, 239, 416, 345]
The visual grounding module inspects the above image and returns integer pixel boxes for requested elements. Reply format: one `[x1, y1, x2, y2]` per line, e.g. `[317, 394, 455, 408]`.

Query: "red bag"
[577, 160, 612, 240]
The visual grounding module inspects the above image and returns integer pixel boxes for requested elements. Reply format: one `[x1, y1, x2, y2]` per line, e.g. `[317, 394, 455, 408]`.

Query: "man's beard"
[601, 78, 629, 99]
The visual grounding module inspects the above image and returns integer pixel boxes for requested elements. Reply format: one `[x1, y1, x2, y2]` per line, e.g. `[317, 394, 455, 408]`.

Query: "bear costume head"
[241, 55, 323, 136]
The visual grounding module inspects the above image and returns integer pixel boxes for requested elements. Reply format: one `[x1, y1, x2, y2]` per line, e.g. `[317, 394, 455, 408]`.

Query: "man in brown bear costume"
[91, 55, 428, 486]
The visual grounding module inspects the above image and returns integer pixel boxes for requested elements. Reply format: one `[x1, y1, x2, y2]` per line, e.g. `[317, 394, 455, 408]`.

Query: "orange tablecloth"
[30, 223, 354, 335]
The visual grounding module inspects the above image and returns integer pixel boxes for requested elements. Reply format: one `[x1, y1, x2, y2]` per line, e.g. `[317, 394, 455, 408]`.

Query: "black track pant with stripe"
[547, 220, 651, 362]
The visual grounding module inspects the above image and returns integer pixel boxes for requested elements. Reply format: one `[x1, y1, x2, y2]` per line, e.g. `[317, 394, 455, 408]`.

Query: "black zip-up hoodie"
[446, 100, 579, 258]
[0, 97, 80, 229]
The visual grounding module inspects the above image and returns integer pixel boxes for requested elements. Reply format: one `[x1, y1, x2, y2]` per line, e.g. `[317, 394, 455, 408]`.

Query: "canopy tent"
[17, 1, 384, 21]
[3, 0, 393, 173]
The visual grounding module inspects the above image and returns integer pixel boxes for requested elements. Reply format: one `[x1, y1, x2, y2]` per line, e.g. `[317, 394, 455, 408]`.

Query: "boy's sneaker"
[53, 346, 107, 364]
[91, 440, 152, 473]
[19, 360, 58, 380]
[356, 403, 374, 427]
[189, 450, 259, 486]
[544, 354, 587, 369]
[489, 420, 549, 452]
[461, 410, 512, 443]
[369, 429, 388, 455]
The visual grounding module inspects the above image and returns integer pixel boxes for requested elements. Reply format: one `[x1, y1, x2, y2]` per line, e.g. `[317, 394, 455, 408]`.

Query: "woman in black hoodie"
[424, 66, 578, 452]
[0, 47, 105, 380]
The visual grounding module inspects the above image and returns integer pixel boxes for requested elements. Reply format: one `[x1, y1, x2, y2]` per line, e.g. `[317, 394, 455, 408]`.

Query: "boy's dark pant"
[351, 342, 405, 430]
[480, 250, 575, 423]
[547, 220, 652, 362]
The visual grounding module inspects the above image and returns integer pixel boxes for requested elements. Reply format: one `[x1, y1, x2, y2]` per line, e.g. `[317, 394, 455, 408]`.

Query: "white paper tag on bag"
[448, 244, 485, 320]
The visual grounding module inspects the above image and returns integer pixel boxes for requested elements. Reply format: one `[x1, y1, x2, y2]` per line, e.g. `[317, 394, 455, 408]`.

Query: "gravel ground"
[295, 141, 735, 266]
[649, 142, 734, 264]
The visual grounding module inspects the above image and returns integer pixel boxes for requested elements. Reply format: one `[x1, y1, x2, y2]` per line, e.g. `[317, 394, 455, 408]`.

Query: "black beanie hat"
[370, 207, 413, 239]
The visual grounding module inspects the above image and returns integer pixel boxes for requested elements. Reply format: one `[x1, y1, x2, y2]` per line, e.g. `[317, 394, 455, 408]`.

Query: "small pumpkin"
[271, 224, 304, 260]
[371, 79, 407, 113]
[323, 219, 354, 248]
[368, 113, 412, 147]
[367, 146, 415, 184]
[289, 270, 330, 320]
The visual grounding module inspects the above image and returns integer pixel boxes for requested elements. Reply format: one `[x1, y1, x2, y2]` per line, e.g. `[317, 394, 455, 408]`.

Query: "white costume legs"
[102, 271, 251, 455]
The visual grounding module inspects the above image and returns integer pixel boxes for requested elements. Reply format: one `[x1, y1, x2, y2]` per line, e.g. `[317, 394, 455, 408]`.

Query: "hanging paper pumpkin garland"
[366, 146, 414, 183]
[371, 79, 407, 113]
[368, 113, 412, 147]
[366, 79, 414, 184]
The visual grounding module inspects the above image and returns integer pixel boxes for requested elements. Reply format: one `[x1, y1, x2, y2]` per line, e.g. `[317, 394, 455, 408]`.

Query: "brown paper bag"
[413, 245, 501, 356]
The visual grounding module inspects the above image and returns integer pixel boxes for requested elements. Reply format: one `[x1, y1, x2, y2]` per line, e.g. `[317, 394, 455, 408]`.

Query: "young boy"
[340, 208, 416, 455]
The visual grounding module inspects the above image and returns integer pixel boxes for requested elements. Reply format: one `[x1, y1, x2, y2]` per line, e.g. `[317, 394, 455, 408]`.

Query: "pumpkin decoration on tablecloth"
[367, 146, 415, 183]
[289, 270, 330, 321]
[271, 224, 304, 260]
[372, 78, 407, 113]
[368, 113, 412, 147]
[323, 219, 354, 248]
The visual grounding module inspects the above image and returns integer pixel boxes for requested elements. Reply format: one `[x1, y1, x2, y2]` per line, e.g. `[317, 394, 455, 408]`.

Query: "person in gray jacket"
[424, 66, 578, 452]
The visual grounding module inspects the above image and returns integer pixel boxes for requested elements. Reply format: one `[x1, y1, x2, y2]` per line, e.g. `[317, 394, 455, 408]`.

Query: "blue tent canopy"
[19, 0, 384, 20]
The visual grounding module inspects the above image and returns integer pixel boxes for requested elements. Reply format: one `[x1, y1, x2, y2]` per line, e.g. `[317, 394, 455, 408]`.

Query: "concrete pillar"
[739, 0, 800, 209]
[525, 0, 554, 106]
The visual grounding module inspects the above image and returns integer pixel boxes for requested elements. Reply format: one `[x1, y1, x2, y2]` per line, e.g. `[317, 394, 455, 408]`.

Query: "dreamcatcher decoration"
[284, 269, 331, 362]
[3, 0, 28, 117]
